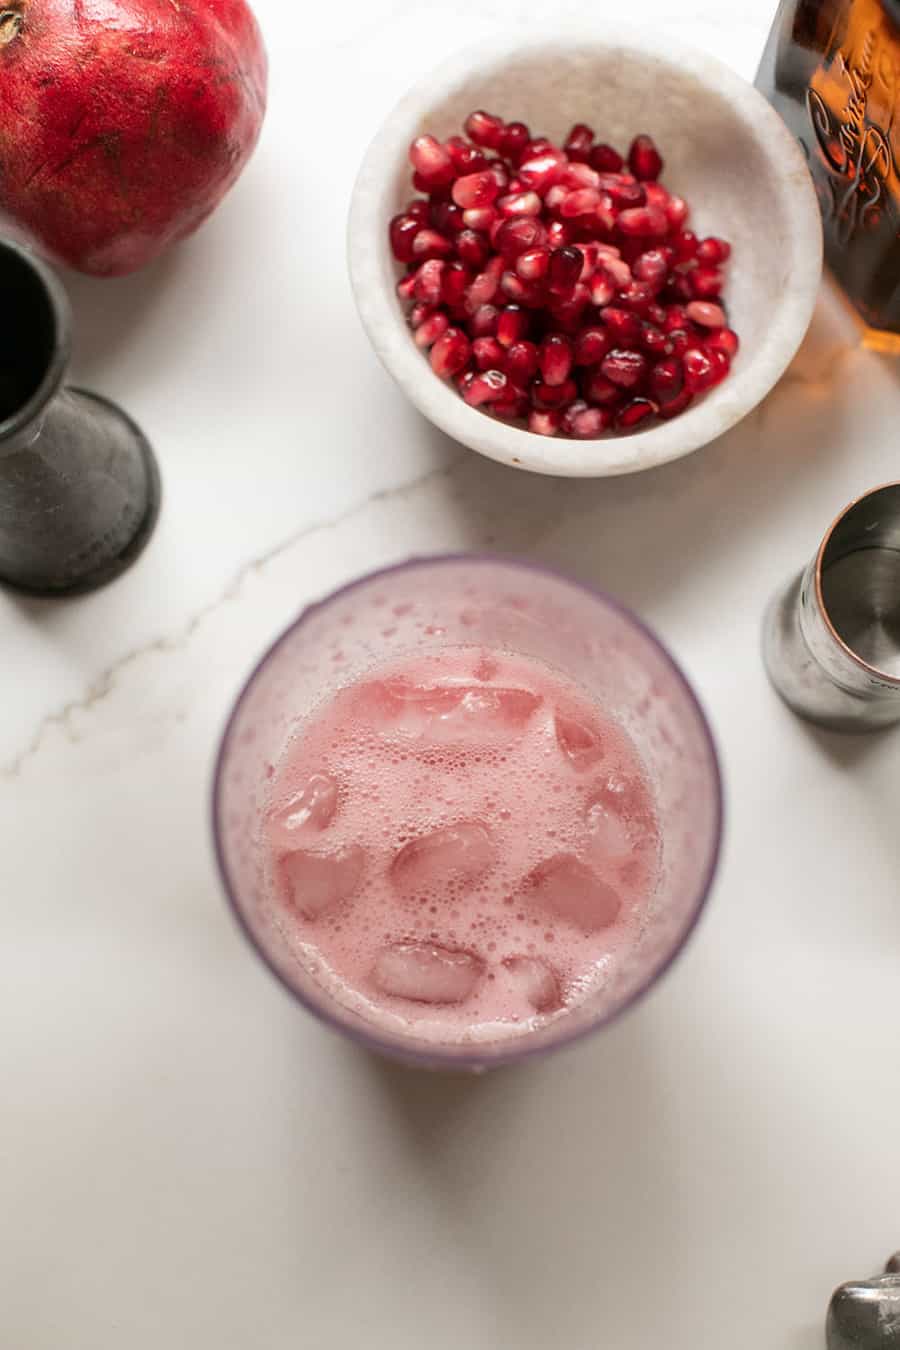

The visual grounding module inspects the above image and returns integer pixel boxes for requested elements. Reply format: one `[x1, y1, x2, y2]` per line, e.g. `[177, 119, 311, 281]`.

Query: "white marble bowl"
[348, 29, 823, 478]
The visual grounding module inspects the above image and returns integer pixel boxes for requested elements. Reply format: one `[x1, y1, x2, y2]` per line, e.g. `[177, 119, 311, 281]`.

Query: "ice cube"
[502, 955, 563, 1013]
[373, 942, 484, 1004]
[584, 799, 632, 860]
[391, 821, 497, 891]
[554, 714, 604, 769]
[588, 770, 653, 823]
[356, 677, 540, 745]
[524, 853, 621, 932]
[270, 772, 338, 841]
[278, 845, 365, 919]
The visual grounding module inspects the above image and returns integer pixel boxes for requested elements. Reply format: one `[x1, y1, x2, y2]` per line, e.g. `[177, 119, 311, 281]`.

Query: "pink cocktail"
[214, 557, 721, 1068]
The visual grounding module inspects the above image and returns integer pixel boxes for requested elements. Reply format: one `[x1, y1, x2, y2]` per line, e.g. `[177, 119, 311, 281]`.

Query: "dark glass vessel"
[757, 0, 900, 350]
[0, 237, 160, 595]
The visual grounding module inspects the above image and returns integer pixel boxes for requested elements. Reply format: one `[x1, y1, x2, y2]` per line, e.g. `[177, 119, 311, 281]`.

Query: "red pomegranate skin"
[0, 0, 268, 276]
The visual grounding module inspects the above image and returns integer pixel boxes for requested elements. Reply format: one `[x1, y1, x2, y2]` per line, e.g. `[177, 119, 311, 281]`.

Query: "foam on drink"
[260, 646, 660, 1044]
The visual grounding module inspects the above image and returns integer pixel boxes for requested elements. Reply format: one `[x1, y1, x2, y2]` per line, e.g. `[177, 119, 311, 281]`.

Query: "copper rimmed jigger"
[763, 484, 900, 732]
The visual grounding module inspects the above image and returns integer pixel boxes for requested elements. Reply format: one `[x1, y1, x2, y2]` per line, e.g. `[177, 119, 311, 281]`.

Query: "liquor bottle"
[757, 0, 900, 350]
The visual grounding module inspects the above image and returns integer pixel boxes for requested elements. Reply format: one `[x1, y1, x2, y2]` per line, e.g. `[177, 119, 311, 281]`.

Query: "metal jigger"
[827, 1254, 900, 1349]
[763, 484, 900, 731]
[0, 236, 160, 595]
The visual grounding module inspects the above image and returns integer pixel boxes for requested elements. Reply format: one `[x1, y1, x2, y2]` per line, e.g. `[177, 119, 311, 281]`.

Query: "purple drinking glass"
[213, 555, 723, 1069]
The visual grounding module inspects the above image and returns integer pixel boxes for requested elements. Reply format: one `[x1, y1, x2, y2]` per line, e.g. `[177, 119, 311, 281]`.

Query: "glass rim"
[211, 552, 725, 1067]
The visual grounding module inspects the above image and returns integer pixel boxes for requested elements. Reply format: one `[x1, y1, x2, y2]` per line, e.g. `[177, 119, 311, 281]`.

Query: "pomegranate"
[390, 113, 739, 440]
[0, 0, 267, 276]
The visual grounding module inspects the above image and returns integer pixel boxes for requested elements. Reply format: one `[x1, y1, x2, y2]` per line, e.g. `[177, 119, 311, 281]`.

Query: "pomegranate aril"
[497, 190, 542, 217]
[464, 109, 505, 149]
[547, 246, 582, 297]
[445, 135, 488, 175]
[462, 368, 509, 406]
[544, 184, 569, 213]
[600, 306, 640, 346]
[563, 401, 612, 437]
[665, 272, 694, 303]
[469, 303, 499, 337]
[430, 200, 464, 235]
[628, 134, 663, 181]
[531, 377, 578, 409]
[562, 162, 601, 190]
[597, 175, 646, 208]
[440, 261, 470, 308]
[504, 340, 540, 384]
[590, 143, 624, 173]
[574, 327, 612, 365]
[496, 215, 545, 260]
[707, 347, 731, 384]
[500, 270, 528, 302]
[408, 135, 454, 186]
[409, 302, 435, 329]
[396, 274, 417, 305]
[413, 258, 446, 305]
[665, 195, 689, 230]
[411, 228, 454, 260]
[390, 213, 421, 262]
[524, 137, 553, 156]
[663, 304, 690, 332]
[496, 305, 529, 348]
[633, 248, 670, 285]
[500, 121, 531, 163]
[667, 327, 691, 357]
[639, 322, 673, 357]
[643, 182, 670, 212]
[518, 151, 567, 193]
[582, 369, 620, 404]
[492, 392, 529, 420]
[696, 236, 731, 264]
[672, 230, 698, 262]
[705, 326, 740, 359]
[601, 348, 648, 389]
[616, 397, 658, 428]
[618, 280, 656, 314]
[601, 255, 632, 288]
[406, 199, 430, 224]
[464, 256, 503, 311]
[683, 347, 718, 392]
[472, 336, 505, 370]
[456, 229, 490, 267]
[686, 301, 726, 328]
[657, 387, 694, 419]
[529, 408, 561, 436]
[564, 122, 595, 161]
[539, 333, 574, 387]
[546, 220, 570, 249]
[689, 266, 724, 299]
[648, 356, 684, 404]
[414, 311, 450, 349]
[589, 268, 616, 306]
[646, 302, 667, 326]
[430, 327, 471, 378]
[560, 188, 601, 218]
[462, 206, 497, 233]
[515, 246, 550, 282]
[548, 284, 590, 331]
[617, 205, 668, 238]
[452, 171, 500, 209]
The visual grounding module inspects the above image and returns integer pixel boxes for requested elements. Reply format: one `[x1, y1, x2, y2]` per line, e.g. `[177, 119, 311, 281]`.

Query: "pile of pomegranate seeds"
[389, 113, 739, 439]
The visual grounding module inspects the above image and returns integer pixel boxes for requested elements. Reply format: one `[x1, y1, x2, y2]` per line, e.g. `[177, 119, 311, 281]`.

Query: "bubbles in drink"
[269, 771, 338, 842]
[373, 942, 484, 1004]
[524, 853, 622, 932]
[278, 844, 365, 919]
[391, 821, 497, 891]
[501, 955, 563, 1012]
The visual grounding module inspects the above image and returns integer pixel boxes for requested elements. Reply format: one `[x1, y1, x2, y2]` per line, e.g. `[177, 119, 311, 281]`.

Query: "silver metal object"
[827, 1256, 900, 1350]
[763, 483, 900, 731]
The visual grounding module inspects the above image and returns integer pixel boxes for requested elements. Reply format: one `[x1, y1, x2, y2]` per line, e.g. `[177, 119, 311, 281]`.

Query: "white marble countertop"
[2, 2, 898, 1347]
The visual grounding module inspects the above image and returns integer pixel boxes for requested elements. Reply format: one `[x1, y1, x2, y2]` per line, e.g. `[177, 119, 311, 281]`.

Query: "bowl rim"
[347, 25, 823, 478]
